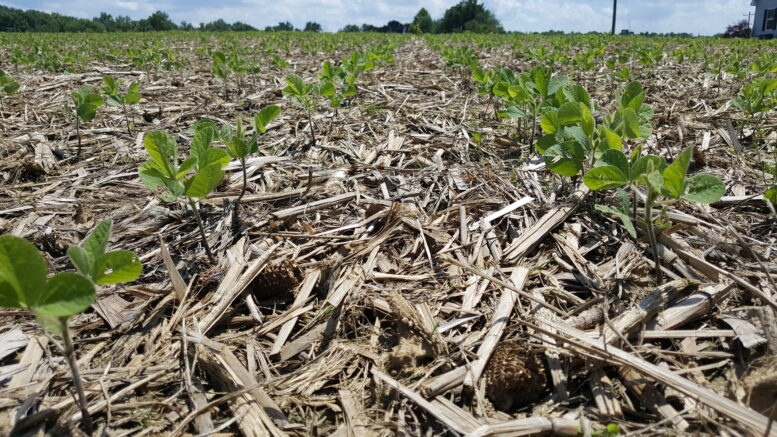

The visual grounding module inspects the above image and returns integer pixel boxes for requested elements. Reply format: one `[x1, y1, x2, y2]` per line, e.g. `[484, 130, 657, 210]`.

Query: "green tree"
[140, 11, 177, 31]
[437, 0, 503, 34]
[412, 7, 434, 33]
[304, 21, 322, 32]
[340, 24, 360, 32]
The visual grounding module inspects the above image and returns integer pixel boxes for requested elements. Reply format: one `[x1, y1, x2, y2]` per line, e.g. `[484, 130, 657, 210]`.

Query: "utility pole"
[611, 0, 618, 35]
[744, 12, 752, 37]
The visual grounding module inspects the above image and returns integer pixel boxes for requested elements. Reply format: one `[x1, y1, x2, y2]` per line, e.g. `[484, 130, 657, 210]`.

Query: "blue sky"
[4, 0, 754, 35]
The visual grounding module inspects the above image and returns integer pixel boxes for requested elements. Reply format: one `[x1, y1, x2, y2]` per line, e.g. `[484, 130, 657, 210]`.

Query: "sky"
[4, 0, 755, 35]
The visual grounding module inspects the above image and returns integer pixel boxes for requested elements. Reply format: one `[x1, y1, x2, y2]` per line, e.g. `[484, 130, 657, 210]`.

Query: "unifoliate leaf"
[202, 148, 230, 169]
[541, 111, 560, 134]
[284, 74, 307, 96]
[138, 161, 180, 202]
[534, 134, 557, 155]
[144, 131, 177, 173]
[81, 219, 112, 262]
[558, 102, 582, 126]
[254, 105, 281, 133]
[184, 164, 225, 198]
[579, 104, 595, 138]
[0, 236, 47, 309]
[681, 174, 725, 204]
[125, 82, 141, 104]
[547, 75, 569, 96]
[631, 154, 665, 184]
[647, 170, 664, 192]
[766, 186, 777, 206]
[597, 127, 622, 154]
[190, 119, 217, 135]
[105, 95, 123, 107]
[66, 246, 91, 278]
[595, 204, 637, 238]
[630, 144, 643, 162]
[597, 149, 630, 176]
[94, 251, 142, 285]
[34, 272, 95, 319]
[543, 141, 584, 177]
[191, 126, 214, 164]
[530, 67, 548, 97]
[497, 105, 525, 119]
[318, 81, 335, 97]
[662, 146, 693, 199]
[176, 157, 198, 178]
[563, 84, 590, 106]
[621, 108, 641, 139]
[584, 166, 628, 190]
[102, 76, 118, 93]
[621, 81, 645, 110]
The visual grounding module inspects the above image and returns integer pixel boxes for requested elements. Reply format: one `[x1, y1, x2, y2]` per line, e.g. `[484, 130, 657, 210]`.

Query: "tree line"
[0, 0, 504, 34]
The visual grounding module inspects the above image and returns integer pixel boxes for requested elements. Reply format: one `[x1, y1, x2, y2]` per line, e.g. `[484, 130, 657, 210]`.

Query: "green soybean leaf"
[534, 134, 557, 155]
[94, 250, 142, 285]
[185, 164, 225, 198]
[82, 219, 111, 262]
[647, 170, 664, 193]
[631, 154, 665, 184]
[597, 149, 630, 177]
[681, 174, 725, 204]
[621, 107, 641, 139]
[254, 105, 281, 133]
[497, 106, 524, 119]
[584, 166, 628, 190]
[66, 246, 91, 278]
[766, 186, 777, 206]
[558, 102, 582, 125]
[595, 204, 637, 238]
[597, 127, 622, 155]
[191, 126, 214, 164]
[35, 272, 95, 321]
[541, 111, 560, 134]
[0, 236, 47, 309]
[621, 81, 645, 110]
[543, 142, 584, 177]
[203, 148, 230, 169]
[662, 146, 693, 199]
[547, 75, 569, 96]
[144, 131, 177, 174]
[562, 84, 590, 106]
[580, 104, 595, 138]
[125, 82, 141, 104]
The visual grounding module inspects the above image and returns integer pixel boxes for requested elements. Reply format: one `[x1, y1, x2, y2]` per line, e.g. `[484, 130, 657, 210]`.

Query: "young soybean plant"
[283, 74, 334, 146]
[100, 76, 141, 136]
[584, 145, 725, 279]
[71, 86, 103, 160]
[218, 106, 281, 211]
[0, 220, 141, 433]
[0, 69, 20, 113]
[138, 129, 229, 263]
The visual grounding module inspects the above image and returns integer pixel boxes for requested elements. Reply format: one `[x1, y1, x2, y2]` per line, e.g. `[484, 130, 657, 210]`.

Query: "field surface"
[0, 32, 776, 436]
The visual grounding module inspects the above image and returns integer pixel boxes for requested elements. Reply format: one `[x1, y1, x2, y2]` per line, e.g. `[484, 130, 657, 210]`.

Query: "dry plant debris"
[0, 32, 776, 437]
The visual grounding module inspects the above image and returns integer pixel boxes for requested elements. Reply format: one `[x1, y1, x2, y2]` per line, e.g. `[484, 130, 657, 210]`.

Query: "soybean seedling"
[0, 222, 140, 433]
[100, 76, 141, 136]
[0, 69, 20, 114]
[205, 105, 281, 224]
[70, 86, 103, 159]
[283, 74, 334, 147]
[584, 145, 725, 279]
[138, 130, 229, 263]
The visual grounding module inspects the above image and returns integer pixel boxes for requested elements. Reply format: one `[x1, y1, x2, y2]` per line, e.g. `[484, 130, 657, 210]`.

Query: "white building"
[752, 0, 777, 38]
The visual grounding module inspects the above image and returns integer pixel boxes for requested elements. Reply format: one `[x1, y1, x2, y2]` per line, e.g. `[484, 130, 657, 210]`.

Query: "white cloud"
[114, 1, 140, 11]
[19, 0, 755, 34]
